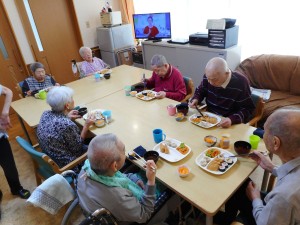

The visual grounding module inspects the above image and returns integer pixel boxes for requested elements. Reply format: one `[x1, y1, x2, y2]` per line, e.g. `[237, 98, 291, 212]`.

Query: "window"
[134, 0, 300, 59]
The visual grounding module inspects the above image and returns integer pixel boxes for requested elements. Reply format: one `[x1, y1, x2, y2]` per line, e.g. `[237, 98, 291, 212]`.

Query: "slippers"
[12, 188, 31, 199]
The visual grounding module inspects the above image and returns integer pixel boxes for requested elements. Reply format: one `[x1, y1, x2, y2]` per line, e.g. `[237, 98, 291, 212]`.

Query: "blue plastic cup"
[94, 73, 101, 82]
[102, 110, 112, 122]
[153, 129, 166, 143]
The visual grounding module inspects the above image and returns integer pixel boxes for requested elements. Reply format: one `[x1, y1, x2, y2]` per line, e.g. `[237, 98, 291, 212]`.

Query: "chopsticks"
[195, 105, 205, 117]
[129, 151, 156, 172]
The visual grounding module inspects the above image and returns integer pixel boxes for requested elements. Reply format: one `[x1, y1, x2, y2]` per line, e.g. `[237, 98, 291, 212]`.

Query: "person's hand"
[218, 117, 232, 128]
[26, 90, 32, 96]
[246, 180, 261, 201]
[84, 113, 96, 127]
[55, 83, 60, 86]
[155, 91, 166, 99]
[0, 114, 12, 130]
[146, 160, 156, 186]
[67, 110, 81, 120]
[136, 180, 145, 190]
[188, 99, 198, 108]
[249, 151, 275, 173]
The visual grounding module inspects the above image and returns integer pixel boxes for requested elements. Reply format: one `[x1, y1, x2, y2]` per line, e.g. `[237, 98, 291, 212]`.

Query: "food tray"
[100, 69, 112, 74]
[153, 138, 191, 162]
[135, 90, 157, 101]
[189, 112, 221, 128]
[195, 147, 237, 175]
[82, 109, 105, 120]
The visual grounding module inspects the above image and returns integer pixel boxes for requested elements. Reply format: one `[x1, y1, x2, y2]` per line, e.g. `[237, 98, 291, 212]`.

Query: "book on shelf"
[250, 87, 271, 101]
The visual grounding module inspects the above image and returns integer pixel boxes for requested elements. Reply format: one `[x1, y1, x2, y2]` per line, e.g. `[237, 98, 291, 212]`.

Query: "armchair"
[181, 76, 195, 103]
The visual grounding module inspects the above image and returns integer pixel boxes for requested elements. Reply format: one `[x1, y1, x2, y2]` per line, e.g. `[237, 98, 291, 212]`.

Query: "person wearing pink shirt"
[142, 55, 186, 102]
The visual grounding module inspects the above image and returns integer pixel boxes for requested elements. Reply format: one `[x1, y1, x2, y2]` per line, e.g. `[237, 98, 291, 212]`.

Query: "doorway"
[15, 0, 83, 84]
[0, 2, 27, 106]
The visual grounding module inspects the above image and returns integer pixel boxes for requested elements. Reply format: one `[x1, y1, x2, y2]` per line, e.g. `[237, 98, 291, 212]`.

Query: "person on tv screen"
[143, 16, 159, 38]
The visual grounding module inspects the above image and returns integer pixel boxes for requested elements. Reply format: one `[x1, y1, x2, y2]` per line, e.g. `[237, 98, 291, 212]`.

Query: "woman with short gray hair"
[79, 46, 109, 78]
[22, 62, 60, 96]
[37, 86, 95, 173]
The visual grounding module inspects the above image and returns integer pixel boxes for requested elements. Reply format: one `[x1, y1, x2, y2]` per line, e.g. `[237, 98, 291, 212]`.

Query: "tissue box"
[100, 11, 122, 27]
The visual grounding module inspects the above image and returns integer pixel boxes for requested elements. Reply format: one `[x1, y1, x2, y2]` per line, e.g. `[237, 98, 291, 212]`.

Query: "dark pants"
[0, 136, 22, 194]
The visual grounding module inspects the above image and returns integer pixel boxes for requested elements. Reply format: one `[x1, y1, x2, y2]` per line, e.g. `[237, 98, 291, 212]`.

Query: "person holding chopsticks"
[77, 133, 158, 224]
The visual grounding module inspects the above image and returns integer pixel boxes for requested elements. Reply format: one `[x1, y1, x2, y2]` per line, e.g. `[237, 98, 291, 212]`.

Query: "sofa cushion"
[236, 54, 300, 95]
[263, 90, 300, 119]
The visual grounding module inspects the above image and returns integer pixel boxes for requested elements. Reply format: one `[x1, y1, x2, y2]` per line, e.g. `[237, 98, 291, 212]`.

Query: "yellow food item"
[205, 149, 220, 158]
[204, 136, 215, 144]
[160, 143, 169, 154]
[147, 92, 155, 98]
[207, 158, 223, 171]
[100, 69, 109, 74]
[178, 167, 189, 175]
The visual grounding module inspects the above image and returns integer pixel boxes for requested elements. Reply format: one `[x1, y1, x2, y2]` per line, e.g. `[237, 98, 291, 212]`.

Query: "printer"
[189, 32, 209, 46]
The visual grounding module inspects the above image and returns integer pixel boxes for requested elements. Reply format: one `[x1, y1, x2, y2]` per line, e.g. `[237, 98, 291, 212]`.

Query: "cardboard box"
[117, 50, 133, 66]
[208, 25, 239, 49]
[100, 11, 122, 27]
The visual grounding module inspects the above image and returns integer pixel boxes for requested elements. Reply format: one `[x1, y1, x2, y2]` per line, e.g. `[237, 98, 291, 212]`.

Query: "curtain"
[120, 0, 135, 42]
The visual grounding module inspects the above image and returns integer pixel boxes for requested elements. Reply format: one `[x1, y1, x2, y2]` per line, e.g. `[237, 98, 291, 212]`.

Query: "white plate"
[82, 109, 105, 120]
[99, 69, 112, 74]
[195, 147, 237, 175]
[135, 90, 157, 101]
[153, 138, 191, 162]
[189, 112, 221, 128]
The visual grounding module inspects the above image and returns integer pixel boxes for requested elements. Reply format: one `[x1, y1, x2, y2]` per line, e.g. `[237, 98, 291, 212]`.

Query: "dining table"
[11, 65, 151, 144]
[11, 65, 267, 225]
[76, 90, 266, 225]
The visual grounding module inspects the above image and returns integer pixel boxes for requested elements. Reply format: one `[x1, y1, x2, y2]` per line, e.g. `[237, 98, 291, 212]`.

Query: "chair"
[181, 76, 195, 103]
[15, 80, 25, 98]
[16, 136, 87, 185]
[247, 93, 265, 127]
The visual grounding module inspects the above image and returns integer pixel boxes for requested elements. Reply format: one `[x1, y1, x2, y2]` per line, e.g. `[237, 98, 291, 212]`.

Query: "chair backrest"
[16, 136, 57, 181]
[248, 93, 265, 127]
[181, 76, 195, 103]
[15, 80, 25, 98]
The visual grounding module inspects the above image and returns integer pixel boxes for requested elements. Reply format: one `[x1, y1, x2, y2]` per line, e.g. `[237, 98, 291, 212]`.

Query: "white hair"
[151, 54, 168, 67]
[88, 133, 122, 175]
[79, 46, 91, 57]
[47, 86, 74, 112]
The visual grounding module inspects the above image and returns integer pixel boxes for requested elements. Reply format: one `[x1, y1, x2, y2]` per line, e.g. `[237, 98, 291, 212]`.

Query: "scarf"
[82, 160, 144, 200]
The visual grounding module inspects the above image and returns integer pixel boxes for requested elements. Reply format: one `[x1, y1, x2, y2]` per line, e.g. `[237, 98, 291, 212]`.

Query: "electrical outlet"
[85, 21, 90, 28]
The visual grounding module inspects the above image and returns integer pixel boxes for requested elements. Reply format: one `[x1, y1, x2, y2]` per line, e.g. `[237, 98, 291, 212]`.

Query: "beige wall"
[3, 0, 121, 64]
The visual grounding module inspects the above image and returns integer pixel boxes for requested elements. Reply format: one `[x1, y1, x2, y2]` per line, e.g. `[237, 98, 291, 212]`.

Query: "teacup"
[167, 104, 176, 116]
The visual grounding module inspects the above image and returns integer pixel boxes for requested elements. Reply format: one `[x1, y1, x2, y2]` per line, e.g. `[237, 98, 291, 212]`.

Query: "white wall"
[3, 0, 121, 63]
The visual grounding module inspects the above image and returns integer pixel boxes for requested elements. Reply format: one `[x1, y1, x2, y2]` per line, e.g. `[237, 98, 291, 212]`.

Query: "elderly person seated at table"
[141, 54, 186, 102]
[77, 133, 157, 224]
[215, 108, 300, 225]
[79, 46, 109, 78]
[37, 86, 95, 173]
[22, 62, 60, 96]
[189, 57, 255, 128]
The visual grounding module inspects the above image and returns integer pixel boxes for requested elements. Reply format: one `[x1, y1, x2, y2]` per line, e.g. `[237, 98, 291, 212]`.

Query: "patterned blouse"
[37, 110, 87, 173]
[22, 75, 56, 96]
[80, 57, 107, 78]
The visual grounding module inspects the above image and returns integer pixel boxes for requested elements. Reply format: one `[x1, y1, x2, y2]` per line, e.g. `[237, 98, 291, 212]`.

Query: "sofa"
[236, 54, 300, 124]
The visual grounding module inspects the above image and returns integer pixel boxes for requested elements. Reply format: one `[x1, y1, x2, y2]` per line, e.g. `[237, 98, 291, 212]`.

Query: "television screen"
[133, 12, 171, 40]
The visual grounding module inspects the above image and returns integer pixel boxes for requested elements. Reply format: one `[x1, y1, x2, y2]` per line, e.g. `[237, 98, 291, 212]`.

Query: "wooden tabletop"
[11, 65, 151, 127]
[77, 90, 265, 216]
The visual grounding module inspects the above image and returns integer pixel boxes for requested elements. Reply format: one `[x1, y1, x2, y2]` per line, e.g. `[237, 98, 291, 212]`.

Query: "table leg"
[17, 115, 33, 145]
[206, 215, 213, 225]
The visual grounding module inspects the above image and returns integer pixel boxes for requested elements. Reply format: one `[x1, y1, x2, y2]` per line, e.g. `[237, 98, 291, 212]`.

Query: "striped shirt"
[22, 75, 56, 96]
[192, 71, 255, 124]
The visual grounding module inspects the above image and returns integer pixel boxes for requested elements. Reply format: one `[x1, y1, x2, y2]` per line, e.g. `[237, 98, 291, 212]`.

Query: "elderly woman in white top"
[37, 86, 95, 173]
[79, 46, 109, 78]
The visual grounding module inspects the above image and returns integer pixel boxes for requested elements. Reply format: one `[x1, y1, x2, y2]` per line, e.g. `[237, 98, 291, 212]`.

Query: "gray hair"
[205, 57, 229, 74]
[88, 133, 122, 175]
[46, 86, 74, 112]
[30, 62, 44, 73]
[151, 54, 168, 67]
[267, 108, 300, 153]
[79, 46, 91, 57]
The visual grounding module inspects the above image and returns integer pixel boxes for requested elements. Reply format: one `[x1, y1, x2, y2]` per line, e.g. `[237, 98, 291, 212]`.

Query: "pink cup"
[167, 104, 176, 116]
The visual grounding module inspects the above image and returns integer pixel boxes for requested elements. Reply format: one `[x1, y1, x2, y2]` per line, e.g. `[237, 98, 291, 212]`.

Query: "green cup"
[39, 90, 47, 100]
[249, 134, 261, 149]
[124, 85, 131, 96]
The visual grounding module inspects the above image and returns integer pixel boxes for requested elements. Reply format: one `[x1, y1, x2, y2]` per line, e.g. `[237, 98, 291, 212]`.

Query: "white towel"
[27, 174, 75, 215]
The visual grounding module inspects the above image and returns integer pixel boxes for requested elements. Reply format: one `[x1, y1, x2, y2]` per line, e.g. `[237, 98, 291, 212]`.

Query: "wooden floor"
[0, 113, 83, 225]
[0, 113, 280, 225]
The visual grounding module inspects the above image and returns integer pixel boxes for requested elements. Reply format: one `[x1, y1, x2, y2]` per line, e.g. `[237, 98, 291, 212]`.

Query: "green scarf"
[82, 160, 144, 200]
